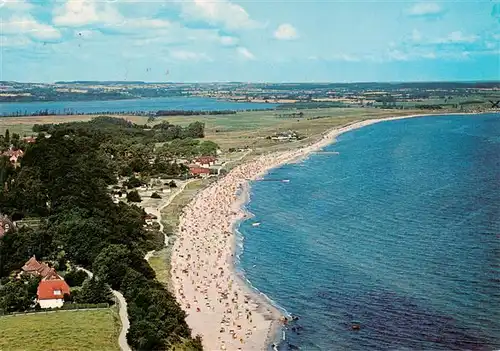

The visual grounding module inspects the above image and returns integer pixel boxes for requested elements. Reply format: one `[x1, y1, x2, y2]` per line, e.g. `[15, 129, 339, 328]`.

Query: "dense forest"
[0, 117, 205, 350]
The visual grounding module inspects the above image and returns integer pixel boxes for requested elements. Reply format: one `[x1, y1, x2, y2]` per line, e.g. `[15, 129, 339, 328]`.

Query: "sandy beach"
[169, 112, 472, 350]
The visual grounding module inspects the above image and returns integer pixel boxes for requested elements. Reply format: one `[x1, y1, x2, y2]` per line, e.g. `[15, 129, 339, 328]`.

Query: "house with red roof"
[22, 256, 62, 280]
[189, 166, 211, 178]
[194, 156, 217, 167]
[22, 256, 70, 308]
[37, 279, 70, 309]
[1, 148, 24, 166]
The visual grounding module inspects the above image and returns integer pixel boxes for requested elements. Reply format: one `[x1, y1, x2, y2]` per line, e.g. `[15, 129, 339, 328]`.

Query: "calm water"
[238, 113, 500, 351]
[0, 96, 275, 115]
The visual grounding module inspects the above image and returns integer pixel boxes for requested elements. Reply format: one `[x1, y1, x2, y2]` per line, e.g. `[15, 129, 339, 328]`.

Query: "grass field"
[0, 309, 120, 351]
[0, 107, 424, 151]
[149, 179, 207, 289]
[192, 108, 422, 151]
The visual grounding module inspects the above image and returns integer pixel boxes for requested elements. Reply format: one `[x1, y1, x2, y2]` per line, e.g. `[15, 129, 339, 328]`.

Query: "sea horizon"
[237, 112, 500, 350]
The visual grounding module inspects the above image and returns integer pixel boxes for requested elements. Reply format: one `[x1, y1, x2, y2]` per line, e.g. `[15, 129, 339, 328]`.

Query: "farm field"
[0, 107, 424, 151]
[0, 309, 120, 351]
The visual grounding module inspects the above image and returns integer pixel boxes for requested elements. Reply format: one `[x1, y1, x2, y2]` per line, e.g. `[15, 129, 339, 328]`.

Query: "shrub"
[151, 192, 161, 199]
[75, 277, 113, 305]
[127, 190, 141, 203]
[64, 270, 89, 287]
[124, 176, 143, 189]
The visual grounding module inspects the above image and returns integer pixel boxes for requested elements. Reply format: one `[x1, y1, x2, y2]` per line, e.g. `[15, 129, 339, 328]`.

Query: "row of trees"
[0, 129, 25, 151]
[33, 117, 205, 143]
[30, 117, 217, 178]
[0, 120, 202, 349]
[155, 110, 237, 116]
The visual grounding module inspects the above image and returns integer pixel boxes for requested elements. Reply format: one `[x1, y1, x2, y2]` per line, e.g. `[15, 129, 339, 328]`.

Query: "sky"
[0, 0, 499, 83]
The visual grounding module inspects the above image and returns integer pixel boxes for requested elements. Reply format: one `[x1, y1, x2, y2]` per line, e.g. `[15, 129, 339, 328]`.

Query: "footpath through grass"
[0, 308, 120, 351]
[149, 179, 208, 289]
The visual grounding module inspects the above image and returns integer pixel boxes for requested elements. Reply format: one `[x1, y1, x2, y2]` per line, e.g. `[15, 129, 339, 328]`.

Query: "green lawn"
[0, 309, 120, 351]
[0, 107, 419, 145]
[149, 179, 207, 289]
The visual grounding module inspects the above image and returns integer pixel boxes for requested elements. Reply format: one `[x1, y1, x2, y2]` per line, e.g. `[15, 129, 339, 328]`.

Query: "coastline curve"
[170, 112, 490, 350]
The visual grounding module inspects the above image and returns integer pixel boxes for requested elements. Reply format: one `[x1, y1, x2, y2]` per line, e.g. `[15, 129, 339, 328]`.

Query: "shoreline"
[170, 111, 492, 350]
[230, 182, 286, 349]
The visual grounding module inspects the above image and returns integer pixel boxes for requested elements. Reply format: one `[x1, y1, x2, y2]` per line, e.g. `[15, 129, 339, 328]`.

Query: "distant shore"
[170, 111, 493, 350]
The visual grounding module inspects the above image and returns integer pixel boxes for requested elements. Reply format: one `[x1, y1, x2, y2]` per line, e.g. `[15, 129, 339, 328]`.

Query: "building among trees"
[0, 215, 14, 238]
[21, 256, 70, 309]
[37, 279, 70, 309]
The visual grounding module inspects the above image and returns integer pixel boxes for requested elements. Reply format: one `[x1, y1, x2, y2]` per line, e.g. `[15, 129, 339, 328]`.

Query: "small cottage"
[194, 156, 217, 167]
[22, 256, 62, 280]
[2, 148, 24, 166]
[22, 256, 70, 309]
[0, 215, 14, 238]
[37, 279, 71, 309]
[144, 213, 158, 226]
[189, 166, 211, 178]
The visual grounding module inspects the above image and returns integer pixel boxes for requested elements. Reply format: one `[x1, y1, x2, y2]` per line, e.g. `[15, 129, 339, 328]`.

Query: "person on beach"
[171, 154, 298, 350]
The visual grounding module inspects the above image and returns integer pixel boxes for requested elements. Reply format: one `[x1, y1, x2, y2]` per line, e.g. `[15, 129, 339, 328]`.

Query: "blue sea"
[0, 96, 275, 116]
[237, 113, 500, 351]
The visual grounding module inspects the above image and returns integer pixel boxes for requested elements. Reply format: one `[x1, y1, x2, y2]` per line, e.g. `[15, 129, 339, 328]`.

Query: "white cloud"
[446, 31, 478, 43]
[170, 50, 211, 61]
[0, 0, 33, 11]
[52, 0, 123, 27]
[485, 41, 497, 49]
[411, 29, 422, 41]
[385, 48, 472, 61]
[220, 36, 238, 46]
[331, 54, 361, 62]
[237, 47, 255, 60]
[421, 52, 437, 59]
[0, 35, 32, 47]
[387, 50, 410, 61]
[53, 0, 179, 33]
[2, 15, 61, 41]
[104, 18, 173, 35]
[132, 18, 171, 29]
[74, 29, 97, 39]
[408, 3, 444, 17]
[181, 0, 260, 30]
[433, 31, 479, 44]
[129, 26, 237, 50]
[274, 23, 299, 40]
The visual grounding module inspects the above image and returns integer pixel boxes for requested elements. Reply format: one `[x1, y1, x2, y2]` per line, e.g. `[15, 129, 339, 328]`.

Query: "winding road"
[77, 267, 131, 351]
[144, 179, 197, 261]
[145, 152, 252, 262]
[73, 168, 243, 351]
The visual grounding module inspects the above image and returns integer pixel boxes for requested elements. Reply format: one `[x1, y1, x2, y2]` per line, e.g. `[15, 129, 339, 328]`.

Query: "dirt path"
[77, 267, 131, 351]
[143, 180, 197, 261]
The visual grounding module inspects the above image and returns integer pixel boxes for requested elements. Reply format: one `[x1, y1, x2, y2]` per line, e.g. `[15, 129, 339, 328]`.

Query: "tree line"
[1, 108, 267, 118]
[0, 119, 203, 350]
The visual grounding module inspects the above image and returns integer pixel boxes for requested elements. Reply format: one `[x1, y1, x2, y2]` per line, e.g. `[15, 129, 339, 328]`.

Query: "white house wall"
[39, 299, 64, 309]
